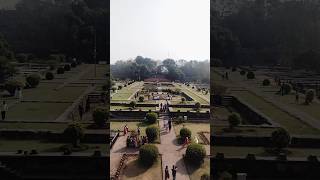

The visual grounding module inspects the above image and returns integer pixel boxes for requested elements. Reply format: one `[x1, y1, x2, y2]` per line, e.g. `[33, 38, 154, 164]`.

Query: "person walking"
[295, 91, 299, 103]
[78, 104, 83, 120]
[171, 165, 177, 180]
[1, 101, 8, 121]
[168, 119, 172, 132]
[137, 126, 141, 136]
[164, 165, 170, 180]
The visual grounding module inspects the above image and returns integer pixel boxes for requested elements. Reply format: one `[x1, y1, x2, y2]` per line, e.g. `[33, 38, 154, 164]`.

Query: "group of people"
[126, 135, 149, 148]
[164, 165, 178, 180]
[160, 102, 169, 112]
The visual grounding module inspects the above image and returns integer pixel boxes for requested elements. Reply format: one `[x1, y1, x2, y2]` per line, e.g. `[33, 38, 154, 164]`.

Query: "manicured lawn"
[212, 106, 232, 120]
[173, 123, 210, 144]
[6, 102, 71, 122]
[186, 157, 210, 180]
[179, 86, 209, 105]
[111, 82, 143, 100]
[232, 91, 320, 135]
[213, 125, 278, 136]
[213, 146, 320, 158]
[110, 121, 160, 143]
[120, 155, 162, 180]
[0, 139, 107, 153]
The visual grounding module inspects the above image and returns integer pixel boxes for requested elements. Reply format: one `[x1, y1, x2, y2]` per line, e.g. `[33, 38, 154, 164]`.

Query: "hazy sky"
[110, 0, 210, 64]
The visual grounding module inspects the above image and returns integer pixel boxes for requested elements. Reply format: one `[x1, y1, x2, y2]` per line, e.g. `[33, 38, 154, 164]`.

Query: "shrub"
[181, 97, 186, 103]
[45, 72, 54, 80]
[111, 86, 117, 92]
[26, 74, 40, 88]
[139, 144, 158, 167]
[146, 112, 157, 124]
[146, 126, 159, 142]
[247, 71, 255, 79]
[240, 70, 246, 76]
[57, 67, 65, 74]
[118, 85, 122, 90]
[305, 89, 315, 105]
[139, 96, 144, 102]
[63, 123, 85, 147]
[228, 113, 240, 129]
[64, 64, 71, 71]
[271, 128, 290, 151]
[92, 108, 107, 127]
[232, 67, 237, 72]
[262, 79, 270, 86]
[180, 127, 192, 140]
[185, 143, 206, 165]
[282, 83, 292, 95]
[129, 101, 137, 108]
[71, 62, 77, 68]
[4, 79, 24, 96]
[194, 102, 201, 110]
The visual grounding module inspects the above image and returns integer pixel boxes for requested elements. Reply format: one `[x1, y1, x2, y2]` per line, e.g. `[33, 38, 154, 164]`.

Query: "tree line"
[0, 0, 108, 63]
[111, 56, 209, 83]
[212, 0, 320, 72]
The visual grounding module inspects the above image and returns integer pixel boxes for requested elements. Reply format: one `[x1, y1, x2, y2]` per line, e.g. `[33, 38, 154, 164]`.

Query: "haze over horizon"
[110, 0, 210, 64]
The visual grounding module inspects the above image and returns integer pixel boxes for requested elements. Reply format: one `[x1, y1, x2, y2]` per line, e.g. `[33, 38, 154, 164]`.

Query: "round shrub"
[111, 86, 117, 92]
[146, 112, 157, 124]
[271, 128, 290, 150]
[180, 127, 192, 140]
[181, 97, 186, 103]
[57, 67, 65, 74]
[240, 70, 246, 76]
[129, 101, 137, 108]
[71, 62, 77, 68]
[64, 64, 71, 71]
[4, 79, 24, 96]
[262, 79, 270, 86]
[194, 102, 201, 110]
[282, 83, 292, 95]
[45, 72, 54, 80]
[145, 126, 159, 142]
[185, 143, 206, 166]
[305, 89, 315, 105]
[92, 108, 107, 127]
[247, 71, 255, 79]
[63, 123, 84, 147]
[228, 113, 240, 129]
[139, 96, 144, 102]
[139, 144, 158, 167]
[26, 74, 40, 88]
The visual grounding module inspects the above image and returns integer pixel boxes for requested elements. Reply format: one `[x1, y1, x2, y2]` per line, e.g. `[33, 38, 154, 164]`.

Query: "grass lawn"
[112, 86, 140, 101]
[213, 146, 320, 158]
[0, 122, 68, 131]
[173, 123, 210, 144]
[22, 83, 87, 102]
[186, 157, 210, 180]
[213, 125, 278, 136]
[6, 102, 71, 122]
[110, 106, 156, 111]
[212, 106, 233, 120]
[110, 121, 160, 143]
[0, 139, 107, 153]
[120, 155, 162, 180]
[180, 86, 209, 105]
[232, 90, 320, 135]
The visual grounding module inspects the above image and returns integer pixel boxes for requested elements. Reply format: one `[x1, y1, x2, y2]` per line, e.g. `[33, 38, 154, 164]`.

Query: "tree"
[185, 143, 206, 166]
[26, 74, 41, 88]
[228, 113, 240, 129]
[138, 96, 144, 102]
[271, 128, 290, 152]
[63, 123, 85, 147]
[139, 144, 159, 167]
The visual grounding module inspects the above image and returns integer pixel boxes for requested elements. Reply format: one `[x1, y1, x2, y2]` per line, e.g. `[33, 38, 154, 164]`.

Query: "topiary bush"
[181, 97, 186, 103]
[118, 85, 122, 90]
[92, 108, 107, 127]
[57, 67, 65, 74]
[305, 89, 315, 105]
[240, 70, 246, 76]
[63, 123, 85, 147]
[145, 126, 159, 142]
[262, 79, 270, 86]
[180, 127, 192, 141]
[129, 101, 137, 108]
[4, 79, 24, 96]
[194, 102, 201, 110]
[45, 72, 54, 80]
[139, 96, 144, 102]
[146, 112, 157, 124]
[185, 143, 206, 166]
[271, 128, 290, 151]
[228, 113, 240, 129]
[64, 64, 71, 71]
[26, 74, 41, 88]
[282, 83, 292, 95]
[139, 144, 159, 167]
[247, 71, 255, 79]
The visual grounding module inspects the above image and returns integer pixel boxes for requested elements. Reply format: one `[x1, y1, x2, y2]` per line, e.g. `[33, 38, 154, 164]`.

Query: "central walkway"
[156, 100, 190, 180]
